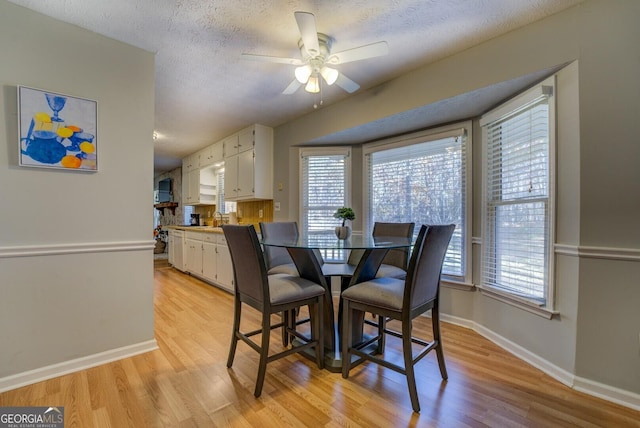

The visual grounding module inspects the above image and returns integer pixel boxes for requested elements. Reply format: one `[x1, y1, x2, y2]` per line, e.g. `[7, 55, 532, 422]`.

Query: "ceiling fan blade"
[335, 72, 360, 93]
[241, 53, 304, 66]
[282, 79, 302, 95]
[294, 11, 320, 57]
[328, 41, 389, 65]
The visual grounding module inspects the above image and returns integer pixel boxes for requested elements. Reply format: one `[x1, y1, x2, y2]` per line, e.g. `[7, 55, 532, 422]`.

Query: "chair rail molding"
[554, 244, 640, 262]
[0, 240, 155, 258]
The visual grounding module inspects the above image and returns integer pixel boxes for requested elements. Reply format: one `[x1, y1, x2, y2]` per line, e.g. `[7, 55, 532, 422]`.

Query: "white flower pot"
[335, 226, 351, 240]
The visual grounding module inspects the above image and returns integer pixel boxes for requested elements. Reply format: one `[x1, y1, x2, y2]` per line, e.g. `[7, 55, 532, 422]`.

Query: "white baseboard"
[573, 376, 640, 412]
[0, 339, 158, 393]
[439, 313, 640, 412]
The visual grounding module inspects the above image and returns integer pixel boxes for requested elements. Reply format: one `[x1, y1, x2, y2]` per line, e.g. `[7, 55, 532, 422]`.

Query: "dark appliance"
[190, 213, 200, 226]
[154, 178, 172, 203]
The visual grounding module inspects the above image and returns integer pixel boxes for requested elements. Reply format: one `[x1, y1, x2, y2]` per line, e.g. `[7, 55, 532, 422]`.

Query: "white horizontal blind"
[217, 171, 225, 213]
[482, 95, 550, 301]
[301, 149, 350, 261]
[365, 131, 466, 278]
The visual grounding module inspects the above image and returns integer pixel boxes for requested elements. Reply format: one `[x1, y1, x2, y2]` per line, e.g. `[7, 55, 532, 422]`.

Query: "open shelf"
[154, 202, 179, 215]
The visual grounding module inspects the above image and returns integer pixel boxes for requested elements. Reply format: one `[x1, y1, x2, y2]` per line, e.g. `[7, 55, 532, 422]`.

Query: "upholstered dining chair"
[223, 224, 325, 397]
[346, 222, 415, 280]
[340, 224, 455, 412]
[260, 221, 325, 346]
[259, 221, 299, 276]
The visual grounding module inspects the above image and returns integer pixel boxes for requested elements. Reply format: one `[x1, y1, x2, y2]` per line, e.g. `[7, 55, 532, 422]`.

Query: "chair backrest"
[372, 222, 415, 269]
[259, 221, 298, 270]
[223, 225, 269, 307]
[404, 224, 455, 311]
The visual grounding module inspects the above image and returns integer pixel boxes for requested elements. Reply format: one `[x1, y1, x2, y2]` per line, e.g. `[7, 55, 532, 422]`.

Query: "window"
[216, 169, 236, 214]
[480, 77, 555, 308]
[183, 204, 193, 224]
[364, 124, 471, 283]
[300, 148, 351, 262]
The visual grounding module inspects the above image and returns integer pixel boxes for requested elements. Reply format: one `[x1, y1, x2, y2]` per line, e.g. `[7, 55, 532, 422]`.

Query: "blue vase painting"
[18, 86, 98, 171]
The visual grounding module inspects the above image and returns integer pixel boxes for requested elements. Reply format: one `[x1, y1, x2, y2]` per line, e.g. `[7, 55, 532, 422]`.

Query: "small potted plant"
[333, 207, 355, 239]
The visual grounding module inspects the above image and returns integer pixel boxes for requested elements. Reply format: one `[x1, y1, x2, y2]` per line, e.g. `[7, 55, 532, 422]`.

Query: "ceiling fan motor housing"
[298, 33, 333, 68]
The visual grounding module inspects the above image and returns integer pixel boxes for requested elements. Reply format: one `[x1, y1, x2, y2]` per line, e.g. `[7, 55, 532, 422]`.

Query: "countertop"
[165, 225, 224, 234]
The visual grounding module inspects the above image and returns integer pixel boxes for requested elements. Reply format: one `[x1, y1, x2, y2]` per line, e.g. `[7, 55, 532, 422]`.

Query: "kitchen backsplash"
[237, 200, 274, 229]
[192, 201, 273, 228]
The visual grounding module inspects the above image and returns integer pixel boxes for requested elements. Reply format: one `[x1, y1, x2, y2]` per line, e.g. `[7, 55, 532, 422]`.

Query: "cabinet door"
[182, 162, 190, 203]
[185, 238, 202, 274]
[237, 127, 254, 154]
[187, 169, 200, 204]
[236, 149, 255, 199]
[216, 243, 234, 292]
[202, 241, 217, 282]
[223, 135, 239, 158]
[199, 146, 213, 168]
[210, 141, 223, 163]
[224, 154, 239, 199]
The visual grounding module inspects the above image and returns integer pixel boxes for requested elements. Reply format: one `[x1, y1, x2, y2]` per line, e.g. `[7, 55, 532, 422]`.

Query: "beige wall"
[273, 0, 640, 405]
[0, 0, 156, 387]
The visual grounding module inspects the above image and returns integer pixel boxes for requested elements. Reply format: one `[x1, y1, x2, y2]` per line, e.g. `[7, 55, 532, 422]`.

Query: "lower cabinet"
[185, 237, 203, 274]
[183, 231, 233, 293]
[168, 230, 185, 272]
[215, 234, 233, 291]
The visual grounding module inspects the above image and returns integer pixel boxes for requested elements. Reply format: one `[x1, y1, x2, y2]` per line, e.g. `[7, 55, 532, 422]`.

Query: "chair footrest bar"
[243, 321, 285, 338]
[350, 347, 406, 375]
[267, 340, 319, 363]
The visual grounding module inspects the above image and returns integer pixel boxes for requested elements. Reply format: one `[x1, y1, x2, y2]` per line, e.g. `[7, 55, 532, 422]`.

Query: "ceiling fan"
[241, 11, 388, 96]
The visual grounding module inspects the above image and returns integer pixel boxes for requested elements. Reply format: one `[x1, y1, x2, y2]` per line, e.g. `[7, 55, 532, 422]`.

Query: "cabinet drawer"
[203, 233, 217, 243]
[185, 231, 205, 240]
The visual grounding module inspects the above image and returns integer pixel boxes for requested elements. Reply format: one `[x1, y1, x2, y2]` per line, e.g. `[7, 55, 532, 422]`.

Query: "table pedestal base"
[293, 335, 379, 373]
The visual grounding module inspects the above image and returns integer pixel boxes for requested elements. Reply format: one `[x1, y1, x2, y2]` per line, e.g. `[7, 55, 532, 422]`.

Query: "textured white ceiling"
[8, 0, 583, 173]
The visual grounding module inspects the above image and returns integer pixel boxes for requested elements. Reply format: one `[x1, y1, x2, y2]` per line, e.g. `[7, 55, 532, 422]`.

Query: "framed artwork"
[18, 86, 98, 171]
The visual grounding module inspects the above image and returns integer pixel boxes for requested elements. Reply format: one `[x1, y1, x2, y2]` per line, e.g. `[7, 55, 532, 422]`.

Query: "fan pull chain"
[314, 76, 324, 109]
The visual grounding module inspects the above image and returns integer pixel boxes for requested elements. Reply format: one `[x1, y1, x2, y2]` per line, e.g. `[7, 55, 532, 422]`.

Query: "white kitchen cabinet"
[182, 152, 202, 205]
[182, 152, 200, 172]
[181, 169, 198, 205]
[183, 145, 221, 205]
[168, 229, 185, 271]
[185, 236, 203, 275]
[224, 124, 273, 201]
[215, 234, 233, 292]
[181, 231, 233, 293]
[202, 240, 217, 282]
[200, 141, 224, 167]
[223, 127, 253, 157]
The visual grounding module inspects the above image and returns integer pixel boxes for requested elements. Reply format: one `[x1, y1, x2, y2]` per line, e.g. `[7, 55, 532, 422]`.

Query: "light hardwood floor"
[1, 261, 639, 427]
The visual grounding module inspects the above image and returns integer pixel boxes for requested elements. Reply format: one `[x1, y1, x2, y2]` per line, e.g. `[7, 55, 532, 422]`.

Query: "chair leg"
[282, 310, 290, 346]
[402, 320, 420, 413]
[431, 306, 448, 380]
[341, 300, 353, 379]
[376, 314, 386, 354]
[227, 299, 241, 368]
[254, 311, 272, 397]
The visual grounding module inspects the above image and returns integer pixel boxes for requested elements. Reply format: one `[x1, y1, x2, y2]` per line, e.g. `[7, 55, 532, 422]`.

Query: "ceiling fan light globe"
[320, 66, 339, 85]
[305, 75, 320, 93]
[295, 65, 312, 83]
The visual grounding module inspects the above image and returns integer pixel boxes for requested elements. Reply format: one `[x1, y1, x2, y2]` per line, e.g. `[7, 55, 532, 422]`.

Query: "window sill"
[479, 286, 559, 319]
[441, 279, 475, 291]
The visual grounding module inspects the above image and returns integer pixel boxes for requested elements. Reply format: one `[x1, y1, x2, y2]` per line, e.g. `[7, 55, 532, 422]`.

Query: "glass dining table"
[262, 232, 413, 372]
